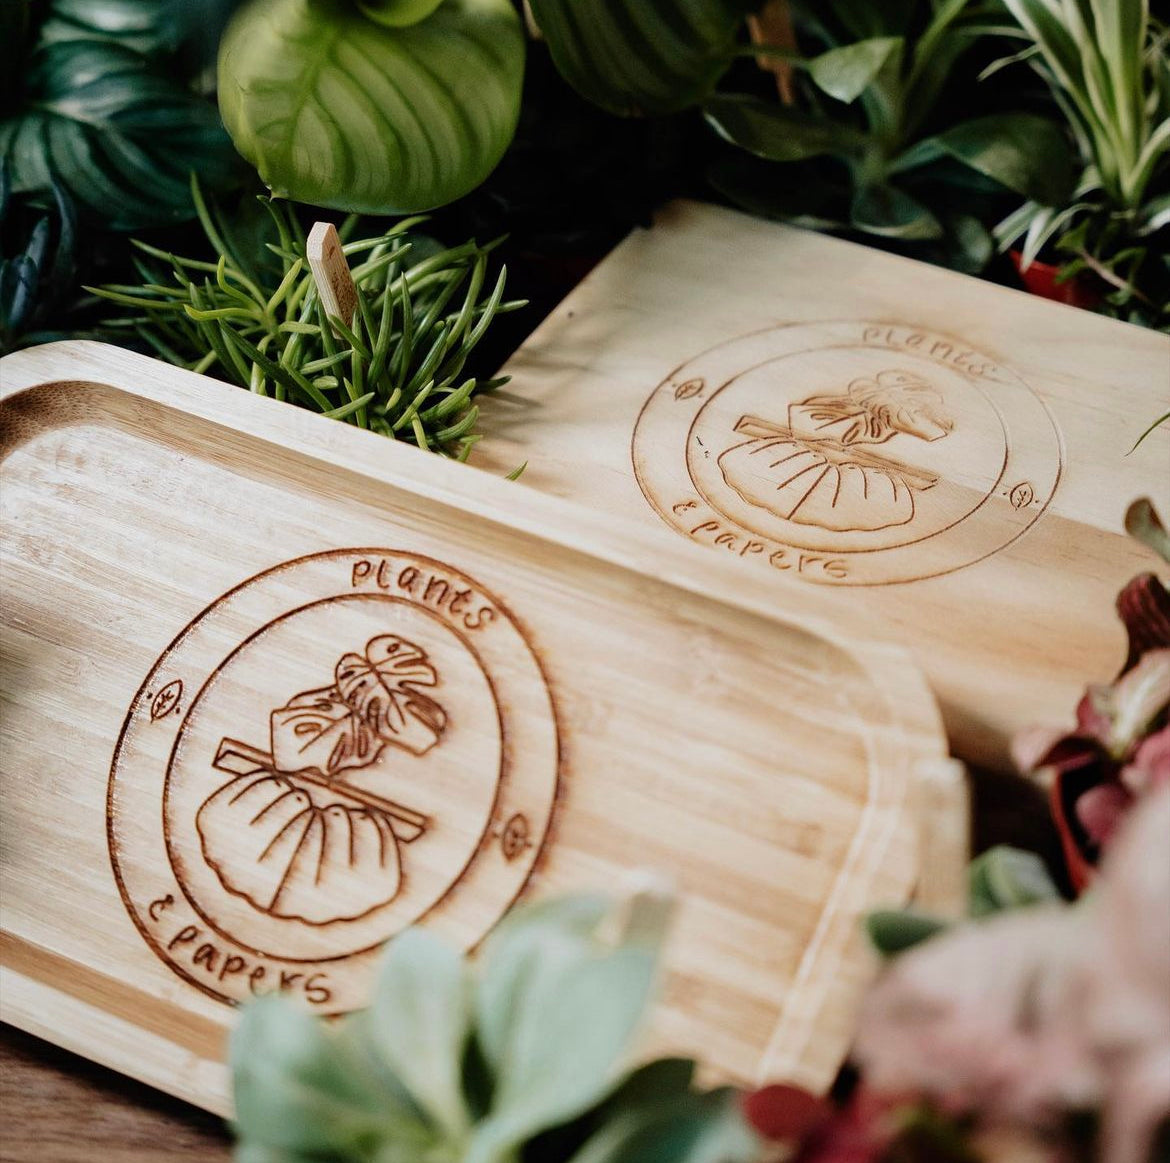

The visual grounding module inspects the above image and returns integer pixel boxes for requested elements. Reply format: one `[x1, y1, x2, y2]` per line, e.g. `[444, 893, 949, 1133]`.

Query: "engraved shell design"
[718, 370, 952, 533]
[196, 771, 401, 923]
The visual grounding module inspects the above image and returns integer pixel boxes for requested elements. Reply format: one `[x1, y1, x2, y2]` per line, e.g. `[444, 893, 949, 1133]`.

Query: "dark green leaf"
[893, 113, 1076, 205]
[217, 0, 525, 213]
[851, 183, 942, 239]
[530, 0, 750, 117]
[38, 0, 180, 54]
[1, 39, 236, 229]
[865, 909, 948, 956]
[704, 94, 867, 162]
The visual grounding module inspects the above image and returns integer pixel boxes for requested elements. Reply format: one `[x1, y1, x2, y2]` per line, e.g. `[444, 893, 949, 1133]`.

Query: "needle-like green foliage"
[91, 177, 524, 460]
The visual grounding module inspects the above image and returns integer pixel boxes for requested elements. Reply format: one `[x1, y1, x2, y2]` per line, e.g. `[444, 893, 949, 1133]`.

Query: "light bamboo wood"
[473, 200, 1170, 771]
[0, 340, 952, 1114]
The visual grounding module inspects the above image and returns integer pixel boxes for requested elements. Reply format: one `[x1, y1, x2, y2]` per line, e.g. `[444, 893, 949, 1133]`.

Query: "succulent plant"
[230, 890, 761, 1163]
[92, 179, 523, 459]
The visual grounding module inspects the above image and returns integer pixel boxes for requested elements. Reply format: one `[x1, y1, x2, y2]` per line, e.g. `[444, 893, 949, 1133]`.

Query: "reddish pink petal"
[1076, 689, 1113, 744]
[1076, 783, 1134, 846]
[1120, 726, 1170, 796]
[741, 1083, 833, 1142]
[1116, 573, 1170, 674]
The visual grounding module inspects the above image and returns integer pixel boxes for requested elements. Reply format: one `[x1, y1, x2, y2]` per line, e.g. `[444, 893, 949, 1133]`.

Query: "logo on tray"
[632, 321, 1063, 586]
[108, 549, 559, 1011]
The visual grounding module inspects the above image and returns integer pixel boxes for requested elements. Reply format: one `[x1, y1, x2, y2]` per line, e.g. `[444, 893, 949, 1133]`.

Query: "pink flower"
[852, 787, 1170, 1163]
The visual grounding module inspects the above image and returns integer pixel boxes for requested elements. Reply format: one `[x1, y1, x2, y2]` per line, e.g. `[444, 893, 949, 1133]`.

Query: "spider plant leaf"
[807, 37, 902, 104]
[0, 39, 236, 229]
[217, 0, 525, 213]
[891, 113, 1077, 206]
[528, 0, 751, 117]
[704, 94, 868, 162]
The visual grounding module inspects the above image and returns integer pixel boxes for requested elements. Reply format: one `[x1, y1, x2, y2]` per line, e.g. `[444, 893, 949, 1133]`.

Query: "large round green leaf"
[217, 0, 524, 214]
[0, 39, 237, 229]
[529, 0, 751, 117]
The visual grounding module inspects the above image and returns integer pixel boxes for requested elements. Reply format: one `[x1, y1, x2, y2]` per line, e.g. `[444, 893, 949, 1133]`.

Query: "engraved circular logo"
[633, 321, 1063, 585]
[109, 549, 559, 1011]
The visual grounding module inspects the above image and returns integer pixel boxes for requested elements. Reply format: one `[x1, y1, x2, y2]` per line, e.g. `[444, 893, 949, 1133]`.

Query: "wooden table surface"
[0, 1026, 230, 1162]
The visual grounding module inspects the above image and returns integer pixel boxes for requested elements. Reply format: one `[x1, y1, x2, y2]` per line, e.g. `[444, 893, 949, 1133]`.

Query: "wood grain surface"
[473, 200, 1170, 771]
[0, 340, 956, 1111]
[0, 1026, 230, 1162]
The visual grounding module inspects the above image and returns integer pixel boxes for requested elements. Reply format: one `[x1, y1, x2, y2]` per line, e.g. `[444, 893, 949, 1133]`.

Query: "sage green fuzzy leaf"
[475, 894, 611, 1074]
[808, 37, 902, 104]
[704, 94, 868, 162]
[529, 0, 750, 116]
[217, 0, 524, 213]
[366, 927, 472, 1140]
[231, 995, 433, 1157]
[467, 947, 660, 1163]
[0, 39, 236, 229]
[968, 846, 1061, 917]
[893, 113, 1076, 206]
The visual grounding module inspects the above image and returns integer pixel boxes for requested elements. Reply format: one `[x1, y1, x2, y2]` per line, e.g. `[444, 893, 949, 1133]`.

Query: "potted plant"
[993, 0, 1169, 327]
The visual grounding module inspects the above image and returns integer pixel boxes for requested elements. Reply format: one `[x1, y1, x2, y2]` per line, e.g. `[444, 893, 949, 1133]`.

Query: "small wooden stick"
[747, 0, 797, 105]
[306, 221, 357, 328]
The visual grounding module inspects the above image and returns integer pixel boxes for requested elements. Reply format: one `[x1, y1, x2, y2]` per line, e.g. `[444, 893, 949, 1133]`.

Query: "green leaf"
[38, 0, 180, 54]
[893, 113, 1077, 206]
[529, 0, 750, 116]
[865, 909, 949, 955]
[567, 1087, 758, 1163]
[968, 846, 1061, 917]
[231, 995, 433, 1158]
[366, 927, 472, 1140]
[217, 0, 525, 213]
[358, 0, 446, 27]
[0, 39, 237, 229]
[850, 183, 942, 239]
[704, 94, 867, 163]
[808, 37, 902, 104]
[467, 894, 669, 1163]
[475, 895, 611, 1075]
[1124, 498, 1170, 557]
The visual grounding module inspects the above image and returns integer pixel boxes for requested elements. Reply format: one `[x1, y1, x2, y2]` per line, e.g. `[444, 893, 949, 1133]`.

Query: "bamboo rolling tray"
[0, 341, 953, 1114]
[474, 201, 1170, 769]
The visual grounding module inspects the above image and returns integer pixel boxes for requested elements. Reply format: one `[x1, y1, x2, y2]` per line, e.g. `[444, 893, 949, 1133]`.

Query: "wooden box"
[473, 202, 1170, 769]
[0, 341, 954, 1112]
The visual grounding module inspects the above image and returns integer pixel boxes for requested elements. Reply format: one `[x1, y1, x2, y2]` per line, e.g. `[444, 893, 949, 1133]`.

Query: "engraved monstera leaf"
[335, 635, 447, 756]
[270, 634, 446, 777]
[270, 687, 380, 776]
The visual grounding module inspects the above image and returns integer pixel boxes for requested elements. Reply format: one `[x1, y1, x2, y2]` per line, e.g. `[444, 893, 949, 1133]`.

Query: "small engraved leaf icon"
[674, 378, 704, 401]
[151, 680, 183, 721]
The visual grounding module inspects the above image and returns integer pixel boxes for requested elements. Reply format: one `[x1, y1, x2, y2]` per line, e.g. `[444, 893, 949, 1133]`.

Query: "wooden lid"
[0, 341, 951, 1113]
